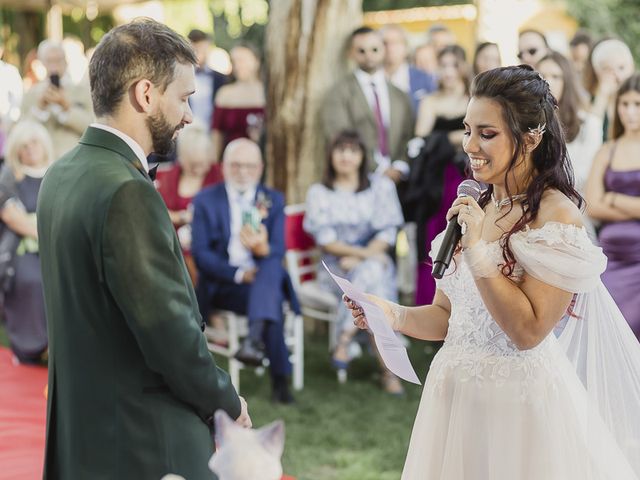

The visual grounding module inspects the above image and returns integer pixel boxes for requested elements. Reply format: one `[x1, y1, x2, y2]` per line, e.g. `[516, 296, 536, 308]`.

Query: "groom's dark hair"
[89, 18, 197, 117]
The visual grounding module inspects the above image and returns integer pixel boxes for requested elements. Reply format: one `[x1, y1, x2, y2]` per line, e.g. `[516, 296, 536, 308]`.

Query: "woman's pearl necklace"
[491, 193, 527, 210]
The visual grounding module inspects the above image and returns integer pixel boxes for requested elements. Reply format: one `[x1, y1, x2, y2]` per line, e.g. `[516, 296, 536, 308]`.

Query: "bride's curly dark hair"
[471, 65, 583, 276]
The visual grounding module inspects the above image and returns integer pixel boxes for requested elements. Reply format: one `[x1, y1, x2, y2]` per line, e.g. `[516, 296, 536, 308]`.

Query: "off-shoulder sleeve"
[303, 184, 338, 246]
[510, 221, 607, 293]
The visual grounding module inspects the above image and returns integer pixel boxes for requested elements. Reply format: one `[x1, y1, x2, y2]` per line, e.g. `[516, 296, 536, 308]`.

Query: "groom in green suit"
[37, 19, 250, 480]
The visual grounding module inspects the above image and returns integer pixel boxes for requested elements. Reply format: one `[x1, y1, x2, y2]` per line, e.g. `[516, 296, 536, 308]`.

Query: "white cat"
[208, 410, 285, 480]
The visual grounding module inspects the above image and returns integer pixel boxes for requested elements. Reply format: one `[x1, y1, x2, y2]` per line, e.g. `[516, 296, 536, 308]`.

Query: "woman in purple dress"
[586, 73, 640, 337]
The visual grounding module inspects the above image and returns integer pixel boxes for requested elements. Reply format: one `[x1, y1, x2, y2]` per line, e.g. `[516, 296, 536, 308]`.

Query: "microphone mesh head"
[457, 179, 482, 201]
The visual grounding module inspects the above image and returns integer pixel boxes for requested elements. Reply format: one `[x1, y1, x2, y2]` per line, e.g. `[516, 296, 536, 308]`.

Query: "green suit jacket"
[37, 126, 240, 480]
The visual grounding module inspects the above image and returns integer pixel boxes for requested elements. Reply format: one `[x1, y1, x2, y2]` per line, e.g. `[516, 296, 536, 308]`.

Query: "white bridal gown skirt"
[401, 342, 639, 480]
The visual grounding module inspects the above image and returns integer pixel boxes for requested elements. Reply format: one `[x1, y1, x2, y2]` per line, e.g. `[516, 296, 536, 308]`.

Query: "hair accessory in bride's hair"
[528, 123, 546, 138]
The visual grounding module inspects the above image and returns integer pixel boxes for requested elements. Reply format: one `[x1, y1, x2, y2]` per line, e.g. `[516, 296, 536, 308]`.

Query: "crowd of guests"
[1, 20, 639, 401]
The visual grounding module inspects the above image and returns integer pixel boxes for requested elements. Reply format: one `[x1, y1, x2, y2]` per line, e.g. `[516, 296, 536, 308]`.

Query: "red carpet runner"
[0, 347, 47, 480]
[0, 348, 294, 480]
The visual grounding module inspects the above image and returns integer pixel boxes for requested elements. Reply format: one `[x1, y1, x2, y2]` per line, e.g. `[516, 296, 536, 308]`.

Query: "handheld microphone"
[432, 179, 482, 279]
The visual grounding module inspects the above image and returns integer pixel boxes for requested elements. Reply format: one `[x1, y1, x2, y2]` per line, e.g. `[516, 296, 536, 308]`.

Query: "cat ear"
[214, 409, 237, 445]
[257, 420, 285, 458]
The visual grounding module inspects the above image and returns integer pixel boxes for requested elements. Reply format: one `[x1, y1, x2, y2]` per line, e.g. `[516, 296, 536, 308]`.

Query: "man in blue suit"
[191, 138, 295, 404]
[382, 24, 437, 112]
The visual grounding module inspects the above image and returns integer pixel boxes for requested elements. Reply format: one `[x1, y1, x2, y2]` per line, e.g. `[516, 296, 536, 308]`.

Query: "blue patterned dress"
[303, 176, 404, 338]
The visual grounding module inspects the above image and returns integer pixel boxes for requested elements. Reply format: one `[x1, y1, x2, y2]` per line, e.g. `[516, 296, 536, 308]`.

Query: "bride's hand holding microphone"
[447, 196, 485, 249]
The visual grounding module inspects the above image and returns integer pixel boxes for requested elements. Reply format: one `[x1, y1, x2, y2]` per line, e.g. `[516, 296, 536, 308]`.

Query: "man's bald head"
[222, 138, 263, 192]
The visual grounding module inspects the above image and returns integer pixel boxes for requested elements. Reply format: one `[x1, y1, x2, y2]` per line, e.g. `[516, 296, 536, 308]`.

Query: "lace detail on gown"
[430, 237, 559, 403]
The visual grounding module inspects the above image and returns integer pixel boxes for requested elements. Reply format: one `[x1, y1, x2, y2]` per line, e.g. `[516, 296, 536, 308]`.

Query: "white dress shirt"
[90, 123, 149, 172]
[225, 183, 257, 283]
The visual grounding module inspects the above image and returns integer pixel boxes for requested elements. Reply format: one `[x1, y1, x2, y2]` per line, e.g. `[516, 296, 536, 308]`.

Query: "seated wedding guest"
[21, 39, 93, 160]
[537, 51, 602, 239]
[211, 43, 265, 162]
[191, 138, 297, 404]
[408, 44, 470, 306]
[472, 42, 501, 76]
[585, 38, 634, 140]
[585, 73, 640, 338]
[155, 122, 223, 284]
[303, 130, 405, 394]
[0, 120, 53, 364]
[517, 29, 549, 67]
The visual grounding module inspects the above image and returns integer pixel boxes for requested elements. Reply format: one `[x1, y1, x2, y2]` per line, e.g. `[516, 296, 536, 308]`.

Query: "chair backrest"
[284, 204, 319, 289]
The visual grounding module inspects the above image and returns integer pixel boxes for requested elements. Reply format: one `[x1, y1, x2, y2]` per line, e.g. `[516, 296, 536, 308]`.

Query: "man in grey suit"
[322, 26, 414, 184]
[37, 19, 250, 480]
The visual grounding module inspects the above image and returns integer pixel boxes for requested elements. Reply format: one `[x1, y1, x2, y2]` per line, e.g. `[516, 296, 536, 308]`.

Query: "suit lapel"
[79, 127, 152, 182]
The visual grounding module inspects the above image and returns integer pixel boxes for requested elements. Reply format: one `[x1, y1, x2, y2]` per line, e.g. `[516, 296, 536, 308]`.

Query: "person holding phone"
[21, 40, 93, 160]
[191, 138, 299, 404]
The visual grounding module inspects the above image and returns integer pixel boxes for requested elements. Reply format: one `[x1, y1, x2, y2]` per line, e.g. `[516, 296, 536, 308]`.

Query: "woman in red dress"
[211, 43, 265, 162]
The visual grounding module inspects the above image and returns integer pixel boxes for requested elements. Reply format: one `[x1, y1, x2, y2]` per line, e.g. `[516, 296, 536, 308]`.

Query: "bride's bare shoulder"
[530, 190, 584, 230]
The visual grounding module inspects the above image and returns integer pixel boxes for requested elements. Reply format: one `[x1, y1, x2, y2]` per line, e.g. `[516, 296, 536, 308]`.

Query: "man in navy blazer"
[191, 138, 295, 403]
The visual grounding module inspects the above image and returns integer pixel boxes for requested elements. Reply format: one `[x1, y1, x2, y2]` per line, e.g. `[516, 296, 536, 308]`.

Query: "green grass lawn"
[0, 321, 438, 480]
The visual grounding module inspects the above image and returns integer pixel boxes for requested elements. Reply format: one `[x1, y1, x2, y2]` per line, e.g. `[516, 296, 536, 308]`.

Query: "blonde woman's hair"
[5, 120, 54, 181]
[176, 121, 214, 164]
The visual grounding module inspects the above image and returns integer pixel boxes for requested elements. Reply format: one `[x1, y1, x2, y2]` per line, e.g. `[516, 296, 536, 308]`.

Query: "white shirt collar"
[90, 123, 149, 172]
[225, 183, 257, 203]
[354, 68, 386, 87]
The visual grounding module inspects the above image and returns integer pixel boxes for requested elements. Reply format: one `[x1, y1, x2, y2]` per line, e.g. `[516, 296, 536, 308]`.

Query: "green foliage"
[565, 0, 640, 63]
[209, 0, 268, 52]
[363, 0, 466, 11]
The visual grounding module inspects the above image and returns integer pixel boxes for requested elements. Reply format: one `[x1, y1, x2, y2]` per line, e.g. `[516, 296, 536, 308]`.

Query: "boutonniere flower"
[255, 191, 272, 220]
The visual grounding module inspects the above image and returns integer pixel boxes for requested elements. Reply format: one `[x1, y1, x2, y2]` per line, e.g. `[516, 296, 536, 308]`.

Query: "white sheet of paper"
[322, 261, 421, 385]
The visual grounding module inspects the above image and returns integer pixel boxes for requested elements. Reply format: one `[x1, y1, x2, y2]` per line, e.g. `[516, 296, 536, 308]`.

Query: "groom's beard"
[147, 112, 183, 156]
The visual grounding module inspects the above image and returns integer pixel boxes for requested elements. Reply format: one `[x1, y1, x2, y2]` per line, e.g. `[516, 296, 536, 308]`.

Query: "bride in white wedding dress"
[346, 65, 640, 479]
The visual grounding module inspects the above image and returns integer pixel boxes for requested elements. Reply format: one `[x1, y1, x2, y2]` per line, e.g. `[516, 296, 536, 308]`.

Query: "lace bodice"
[438, 240, 533, 355]
[427, 222, 607, 400]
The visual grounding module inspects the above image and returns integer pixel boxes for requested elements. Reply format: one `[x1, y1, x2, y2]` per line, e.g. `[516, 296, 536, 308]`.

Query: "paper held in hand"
[322, 261, 421, 385]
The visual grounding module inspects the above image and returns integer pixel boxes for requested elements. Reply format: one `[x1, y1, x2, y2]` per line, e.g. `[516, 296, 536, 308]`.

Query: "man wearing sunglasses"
[517, 29, 549, 67]
[321, 26, 414, 185]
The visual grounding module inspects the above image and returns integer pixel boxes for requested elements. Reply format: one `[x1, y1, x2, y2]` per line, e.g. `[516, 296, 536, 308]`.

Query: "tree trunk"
[265, 0, 363, 203]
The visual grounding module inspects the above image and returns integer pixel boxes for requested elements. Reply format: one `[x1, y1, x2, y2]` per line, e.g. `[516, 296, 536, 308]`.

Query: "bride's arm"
[397, 289, 450, 341]
[474, 268, 573, 350]
[468, 200, 579, 351]
[347, 289, 450, 341]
